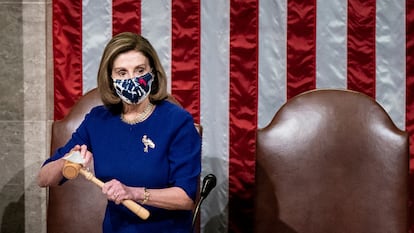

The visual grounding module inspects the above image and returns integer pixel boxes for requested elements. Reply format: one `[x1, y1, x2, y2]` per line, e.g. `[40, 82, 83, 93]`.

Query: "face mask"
[113, 72, 154, 104]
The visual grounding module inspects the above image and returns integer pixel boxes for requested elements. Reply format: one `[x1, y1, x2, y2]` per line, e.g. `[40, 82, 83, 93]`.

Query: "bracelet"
[141, 187, 150, 204]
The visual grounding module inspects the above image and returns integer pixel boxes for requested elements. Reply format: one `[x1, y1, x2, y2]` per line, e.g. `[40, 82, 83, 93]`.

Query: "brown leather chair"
[48, 89, 105, 233]
[47, 88, 204, 233]
[254, 89, 409, 233]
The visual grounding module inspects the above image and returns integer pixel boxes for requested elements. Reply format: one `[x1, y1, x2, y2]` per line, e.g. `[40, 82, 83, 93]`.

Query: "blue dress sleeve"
[167, 110, 202, 201]
[42, 108, 95, 166]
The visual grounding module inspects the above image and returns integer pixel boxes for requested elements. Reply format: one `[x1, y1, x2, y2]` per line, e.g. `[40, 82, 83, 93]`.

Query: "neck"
[121, 100, 155, 124]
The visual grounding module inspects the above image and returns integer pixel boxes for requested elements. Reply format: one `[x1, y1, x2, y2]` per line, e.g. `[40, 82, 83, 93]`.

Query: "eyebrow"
[112, 64, 147, 71]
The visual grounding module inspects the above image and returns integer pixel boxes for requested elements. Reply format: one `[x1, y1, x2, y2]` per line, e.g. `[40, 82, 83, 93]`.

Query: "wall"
[0, 1, 51, 232]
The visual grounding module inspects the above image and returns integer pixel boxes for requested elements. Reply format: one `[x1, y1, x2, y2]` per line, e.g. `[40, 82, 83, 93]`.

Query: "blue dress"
[44, 100, 202, 233]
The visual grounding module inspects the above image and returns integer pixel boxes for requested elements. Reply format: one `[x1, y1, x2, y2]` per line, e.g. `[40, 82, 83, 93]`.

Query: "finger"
[110, 188, 122, 203]
[72, 145, 81, 152]
[113, 194, 120, 204]
[83, 151, 93, 167]
[104, 188, 116, 198]
[63, 145, 80, 160]
[101, 182, 111, 194]
[80, 145, 88, 157]
[78, 145, 92, 166]
[102, 180, 117, 195]
[113, 190, 126, 204]
[65, 145, 80, 155]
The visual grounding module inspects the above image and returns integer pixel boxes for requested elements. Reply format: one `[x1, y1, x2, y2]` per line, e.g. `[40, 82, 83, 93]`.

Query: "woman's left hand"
[102, 179, 133, 204]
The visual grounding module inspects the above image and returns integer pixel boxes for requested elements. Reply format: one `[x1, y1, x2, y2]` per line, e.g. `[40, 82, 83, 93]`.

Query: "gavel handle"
[79, 168, 150, 220]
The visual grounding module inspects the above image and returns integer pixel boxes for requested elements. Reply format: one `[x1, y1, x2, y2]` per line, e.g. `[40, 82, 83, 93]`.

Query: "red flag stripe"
[286, 0, 317, 99]
[228, 1, 258, 232]
[347, 0, 376, 98]
[112, 0, 141, 35]
[406, 2, 414, 229]
[407, 0, 414, 162]
[53, 0, 83, 120]
[171, 0, 201, 123]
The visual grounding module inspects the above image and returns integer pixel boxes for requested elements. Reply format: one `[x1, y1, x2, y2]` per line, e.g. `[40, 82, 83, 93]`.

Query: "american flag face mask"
[113, 72, 154, 105]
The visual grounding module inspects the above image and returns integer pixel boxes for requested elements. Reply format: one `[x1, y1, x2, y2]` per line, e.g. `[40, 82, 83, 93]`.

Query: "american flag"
[52, 0, 414, 232]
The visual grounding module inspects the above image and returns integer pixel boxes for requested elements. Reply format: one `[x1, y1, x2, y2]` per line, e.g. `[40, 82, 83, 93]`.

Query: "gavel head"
[62, 160, 82, 179]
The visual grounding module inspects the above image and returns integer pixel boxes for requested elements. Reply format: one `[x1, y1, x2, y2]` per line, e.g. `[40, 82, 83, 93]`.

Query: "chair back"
[254, 89, 409, 233]
[48, 89, 106, 233]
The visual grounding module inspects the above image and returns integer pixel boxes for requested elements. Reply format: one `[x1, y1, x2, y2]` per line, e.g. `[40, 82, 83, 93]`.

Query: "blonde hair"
[97, 32, 168, 113]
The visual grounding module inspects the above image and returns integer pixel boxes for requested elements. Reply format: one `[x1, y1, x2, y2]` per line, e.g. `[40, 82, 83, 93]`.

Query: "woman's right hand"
[38, 144, 93, 187]
[68, 144, 93, 169]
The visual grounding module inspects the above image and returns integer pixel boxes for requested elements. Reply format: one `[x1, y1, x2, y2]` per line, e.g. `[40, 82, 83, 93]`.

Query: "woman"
[38, 32, 202, 232]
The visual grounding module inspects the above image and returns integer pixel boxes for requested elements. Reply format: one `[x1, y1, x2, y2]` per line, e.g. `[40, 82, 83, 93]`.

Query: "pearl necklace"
[121, 103, 155, 125]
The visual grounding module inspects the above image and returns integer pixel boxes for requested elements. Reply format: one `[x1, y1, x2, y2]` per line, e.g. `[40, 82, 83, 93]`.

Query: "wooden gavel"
[62, 160, 150, 220]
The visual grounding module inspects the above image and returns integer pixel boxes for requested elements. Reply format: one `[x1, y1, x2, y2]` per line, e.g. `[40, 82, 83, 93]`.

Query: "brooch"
[142, 135, 155, 153]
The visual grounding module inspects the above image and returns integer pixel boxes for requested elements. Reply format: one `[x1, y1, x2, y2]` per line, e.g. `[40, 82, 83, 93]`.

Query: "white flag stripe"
[200, 0, 230, 231]
[316, 0, 347, 89]
[141, 0, 172, 93]
[258, 0, 287, 129]
[82, 0, 112, 94]
[375, 0, 406, 130]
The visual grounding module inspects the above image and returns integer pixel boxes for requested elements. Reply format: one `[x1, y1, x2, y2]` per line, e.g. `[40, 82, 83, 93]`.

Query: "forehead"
[113, 50, 149, 68]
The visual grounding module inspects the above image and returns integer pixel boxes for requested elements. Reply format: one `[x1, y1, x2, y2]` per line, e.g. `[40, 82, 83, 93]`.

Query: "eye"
[116, 70, 128, 78]
[134, 68, 146, 76]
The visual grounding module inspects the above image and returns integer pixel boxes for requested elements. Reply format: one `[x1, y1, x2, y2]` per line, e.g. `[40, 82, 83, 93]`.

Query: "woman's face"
[112, 50, 151, 80]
